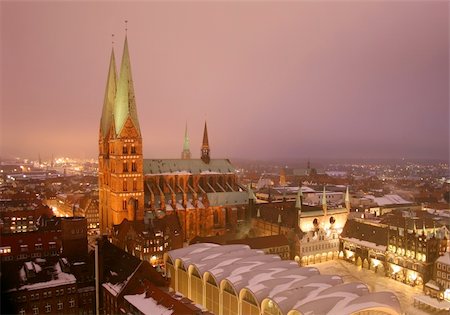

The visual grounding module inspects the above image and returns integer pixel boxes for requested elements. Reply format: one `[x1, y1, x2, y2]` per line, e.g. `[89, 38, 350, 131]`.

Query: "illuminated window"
[57, 302, 63, 310]
[33, 306, 39, 315]
[45, 304, 51, 313]
[0, 246, 11, 254]
[123, 180, 127, 191]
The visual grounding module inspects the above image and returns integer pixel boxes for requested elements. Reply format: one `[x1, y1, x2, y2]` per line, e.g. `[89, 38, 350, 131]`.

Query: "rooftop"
[166, 243, 402, 315]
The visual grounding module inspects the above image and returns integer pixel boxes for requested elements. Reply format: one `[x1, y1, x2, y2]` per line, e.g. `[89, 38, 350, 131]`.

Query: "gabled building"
[340, 209, 445, 287]
[251, 187, 350, 264]
[1, 258, 79, 315]
[111, 213, 183, 266]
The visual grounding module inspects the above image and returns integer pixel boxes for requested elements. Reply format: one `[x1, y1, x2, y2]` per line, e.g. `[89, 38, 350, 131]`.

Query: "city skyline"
[1, 1, 449, 161]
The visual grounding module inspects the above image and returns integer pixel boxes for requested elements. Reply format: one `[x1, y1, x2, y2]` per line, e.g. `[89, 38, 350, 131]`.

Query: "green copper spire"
[181, 123, 191, 159]
[114, 35, 141, 136]
[100, 48, 117, 138]
[183, 123, 190, 151]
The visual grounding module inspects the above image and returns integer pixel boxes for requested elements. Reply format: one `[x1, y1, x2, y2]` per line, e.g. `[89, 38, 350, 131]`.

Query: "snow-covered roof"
[414, 295, 450, 311]
[436, 252, 450, 265]
[167, 243, 402, 315]
[143, 159, 235, 176]
[124, 293, 174, 315]
[9, 261, 76, 292]
[340, 237, 387, 252]
[365, 194, 412, 206]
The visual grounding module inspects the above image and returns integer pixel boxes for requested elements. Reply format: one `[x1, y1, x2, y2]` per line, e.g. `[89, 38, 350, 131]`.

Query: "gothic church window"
[123, 180, 127, 191]
[132, 161, 137, 172]
[123, 200, 127, 210]
[123, 161, 128, 172]
[131, 145, 136, 154]
[123, 145, 128, 154]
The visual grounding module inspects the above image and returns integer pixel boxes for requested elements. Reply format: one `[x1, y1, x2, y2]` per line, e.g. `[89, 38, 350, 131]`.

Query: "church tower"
[99, 35, 144, 234]
[181, 123, 191, 159]
[201, 121, 210, 164]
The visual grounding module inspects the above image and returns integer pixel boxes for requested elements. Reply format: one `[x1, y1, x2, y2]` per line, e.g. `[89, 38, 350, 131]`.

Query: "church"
[98, 35, 249, 241]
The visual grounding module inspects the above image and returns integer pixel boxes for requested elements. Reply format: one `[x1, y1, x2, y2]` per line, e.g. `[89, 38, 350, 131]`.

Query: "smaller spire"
[345, 186, 350, 211]
[201, 121, 210, 164]
[257, 208, 261, 218]
[277, 213, 282, 224]
[248, 184, 257, 202]
[181, 122, 191, 159]
[422, 220, 426, 236]
[322, 186, 327, 214]
[295, 187, 302, 210]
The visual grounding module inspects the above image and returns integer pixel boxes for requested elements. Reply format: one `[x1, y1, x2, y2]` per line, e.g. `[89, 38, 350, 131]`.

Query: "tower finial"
[201, 121, 210, 164]
[125, 20, 128, 34]
[112, 34, 115, 47]
[181, 122, 191, 159]
[322, 186, 327, 214]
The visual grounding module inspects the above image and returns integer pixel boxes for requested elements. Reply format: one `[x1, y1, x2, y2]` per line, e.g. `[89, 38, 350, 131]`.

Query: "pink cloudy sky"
[1, 1, 448, 161]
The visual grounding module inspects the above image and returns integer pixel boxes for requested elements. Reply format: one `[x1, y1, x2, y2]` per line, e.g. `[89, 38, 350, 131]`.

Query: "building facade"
[251, 187, 350, 264]
[98, 38, 144, 234]
[340, 210, 445, 287]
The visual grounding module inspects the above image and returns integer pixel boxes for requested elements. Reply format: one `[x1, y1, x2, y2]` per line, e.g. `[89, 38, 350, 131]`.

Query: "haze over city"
[1, 1, 448, 161]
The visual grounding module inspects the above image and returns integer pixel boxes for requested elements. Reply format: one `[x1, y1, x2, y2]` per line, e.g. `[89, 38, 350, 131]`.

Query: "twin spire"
[181, 121, 211, 163]
[100, 33, 141, 139]
[100, 29, 211, 163]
